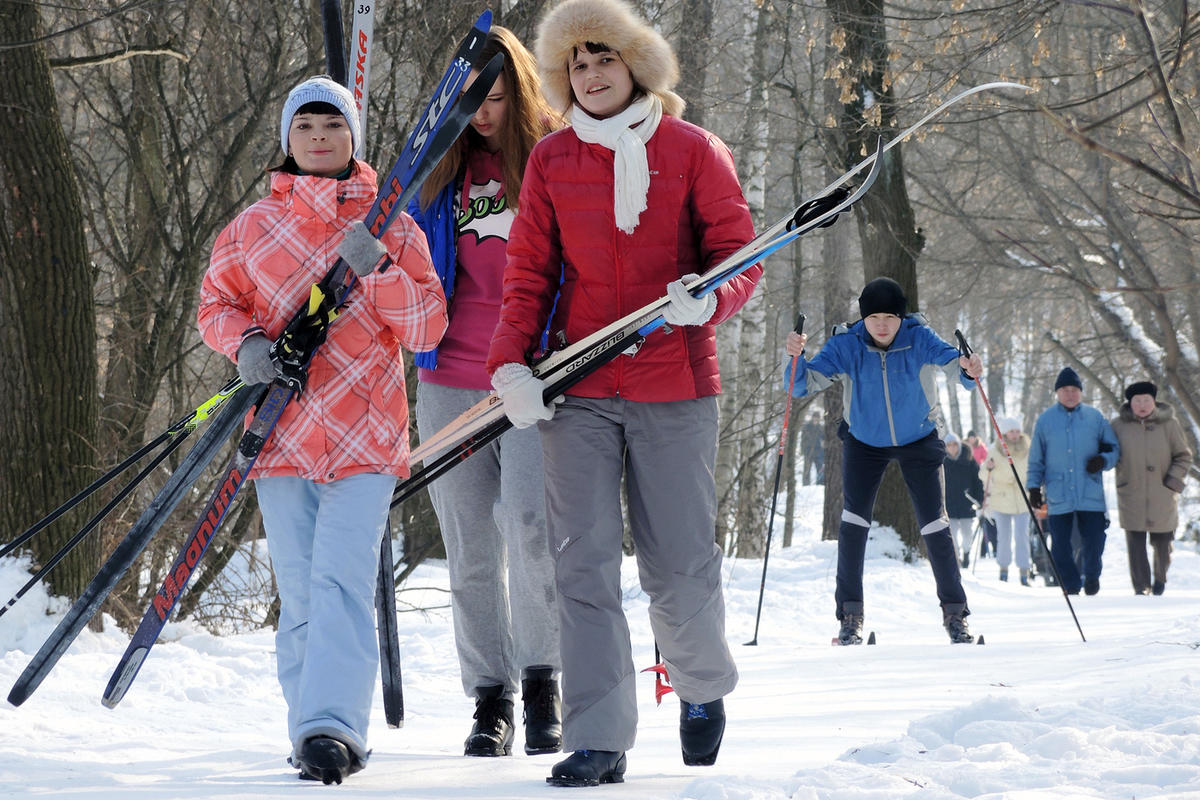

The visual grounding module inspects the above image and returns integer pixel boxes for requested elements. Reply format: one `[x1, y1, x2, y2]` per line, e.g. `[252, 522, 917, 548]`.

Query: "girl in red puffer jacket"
[484, 0, 759, 786]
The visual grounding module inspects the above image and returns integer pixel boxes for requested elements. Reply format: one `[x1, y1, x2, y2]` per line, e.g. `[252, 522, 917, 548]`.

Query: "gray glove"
[236, 334, 278, 386]
[337, 220, 388, 277]
[1164, 474, 1184, 493]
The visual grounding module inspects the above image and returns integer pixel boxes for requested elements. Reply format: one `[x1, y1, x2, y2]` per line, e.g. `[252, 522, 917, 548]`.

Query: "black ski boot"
[679, 698, 725, 766]
[546, 749, 627, 787]
[521, 666, 562, 755]
[464, 684, 514, 756]
[292, 736, 365, 785]
[943, 610, 975, 644]
[837, 614, 864, 646]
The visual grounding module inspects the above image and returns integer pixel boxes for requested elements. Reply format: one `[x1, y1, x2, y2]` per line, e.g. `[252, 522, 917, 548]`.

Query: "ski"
[375, 533, 404, 727]
[391, 145, 882, 514]
[348, 0, 376, 159]
[100, 50, 505, 710]
[0, 377, 243, 562]
[407, 145, 882, 469]
[321, 0, 348, 86]
[7, 383, 260, 707]
[831, 631, 877, 646]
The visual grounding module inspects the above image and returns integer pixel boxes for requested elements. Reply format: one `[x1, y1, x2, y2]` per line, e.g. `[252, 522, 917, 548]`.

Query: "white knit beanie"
[998, 416, 1021, 434]
[279, 76, 360, 156]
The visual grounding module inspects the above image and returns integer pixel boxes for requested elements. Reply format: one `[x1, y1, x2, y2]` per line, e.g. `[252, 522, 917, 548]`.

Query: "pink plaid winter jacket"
[197, 161, 447, 482]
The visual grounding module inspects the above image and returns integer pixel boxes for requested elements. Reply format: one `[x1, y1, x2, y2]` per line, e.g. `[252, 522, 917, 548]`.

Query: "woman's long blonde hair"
[419, 26, 561, 211]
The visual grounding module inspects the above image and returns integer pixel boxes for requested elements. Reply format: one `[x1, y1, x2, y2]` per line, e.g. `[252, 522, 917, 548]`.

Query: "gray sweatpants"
[540, 396, 738, 752]
[416, 382, 560, 698]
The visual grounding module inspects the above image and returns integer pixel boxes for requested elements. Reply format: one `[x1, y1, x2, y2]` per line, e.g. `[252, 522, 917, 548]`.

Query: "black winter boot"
[943, 610, 974, 644]
[837, 614, 864, 645]
[679, 698, 725, 766]
[464, 685, 514, 757]
[521, 666, 562, 755]
[546, 749, 626, 787]
[292, 736, 365, 785]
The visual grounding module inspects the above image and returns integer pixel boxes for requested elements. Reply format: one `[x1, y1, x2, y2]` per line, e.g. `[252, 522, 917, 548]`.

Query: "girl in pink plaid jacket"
[197, 76, 446, 783]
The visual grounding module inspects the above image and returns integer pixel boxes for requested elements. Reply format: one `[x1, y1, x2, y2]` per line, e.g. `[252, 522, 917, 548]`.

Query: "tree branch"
[50, 45, 187, 70]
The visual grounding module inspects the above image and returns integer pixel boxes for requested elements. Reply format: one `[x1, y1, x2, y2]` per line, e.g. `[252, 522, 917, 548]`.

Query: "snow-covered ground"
[2, 486, 1198, 799]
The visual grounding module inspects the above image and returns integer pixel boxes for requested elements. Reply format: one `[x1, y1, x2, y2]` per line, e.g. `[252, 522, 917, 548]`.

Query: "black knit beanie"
[1124, 381, 1157, 401]
[858, 277, 907, 318]
[1054, 367, 1082, 391]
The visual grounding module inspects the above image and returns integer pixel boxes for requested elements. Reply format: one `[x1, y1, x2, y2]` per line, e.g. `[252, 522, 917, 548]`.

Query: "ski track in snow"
[2, 486, 1198, 799]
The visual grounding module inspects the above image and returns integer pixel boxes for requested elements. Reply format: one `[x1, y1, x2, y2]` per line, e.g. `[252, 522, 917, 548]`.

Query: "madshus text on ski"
[0, 0, 1036, 790]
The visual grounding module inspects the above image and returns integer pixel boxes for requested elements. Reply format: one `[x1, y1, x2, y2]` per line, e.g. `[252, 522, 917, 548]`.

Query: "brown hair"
[419, 26, 561, 211]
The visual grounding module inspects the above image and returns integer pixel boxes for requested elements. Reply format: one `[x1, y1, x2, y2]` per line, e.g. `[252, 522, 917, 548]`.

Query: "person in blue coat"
[1026, 367, 1119, 595]
[783, 278, 983, 645]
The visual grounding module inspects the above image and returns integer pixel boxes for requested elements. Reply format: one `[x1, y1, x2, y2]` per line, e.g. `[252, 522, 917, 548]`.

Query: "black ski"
[7, 383, 260, 706]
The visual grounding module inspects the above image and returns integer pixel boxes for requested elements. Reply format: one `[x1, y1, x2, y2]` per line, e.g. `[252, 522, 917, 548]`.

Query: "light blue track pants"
[256, 472, 396, 761]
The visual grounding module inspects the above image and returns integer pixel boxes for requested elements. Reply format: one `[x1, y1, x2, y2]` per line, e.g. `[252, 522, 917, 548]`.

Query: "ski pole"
[0, 425, 193, 620]
[746, 313, 805, 646]
[954, 330, 1085, 642]
[0, 377, 242, 560]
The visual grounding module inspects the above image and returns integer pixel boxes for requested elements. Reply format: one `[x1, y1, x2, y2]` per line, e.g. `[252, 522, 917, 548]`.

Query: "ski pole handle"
[794, 313, 806, 335]
[954, 329, 972, 358]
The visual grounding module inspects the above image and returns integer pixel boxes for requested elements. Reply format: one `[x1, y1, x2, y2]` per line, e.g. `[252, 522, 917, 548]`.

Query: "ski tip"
[7, 684, 29, 707]
[474, 9, 492, 30]
[977, 634, 986, 645]
[867, 631, 877, 645]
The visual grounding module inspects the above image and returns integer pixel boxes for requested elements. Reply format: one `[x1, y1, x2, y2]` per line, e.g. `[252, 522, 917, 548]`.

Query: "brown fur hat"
[535, 0, 685, 117]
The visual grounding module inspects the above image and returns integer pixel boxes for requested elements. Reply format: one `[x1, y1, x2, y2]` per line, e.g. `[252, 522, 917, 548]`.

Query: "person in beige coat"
[1111, 381, 1192, 595]
[980, 417, 1034, 585]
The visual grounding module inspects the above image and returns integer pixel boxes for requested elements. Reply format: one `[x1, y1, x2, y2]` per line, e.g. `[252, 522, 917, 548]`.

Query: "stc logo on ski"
[152, 468, 244, 621]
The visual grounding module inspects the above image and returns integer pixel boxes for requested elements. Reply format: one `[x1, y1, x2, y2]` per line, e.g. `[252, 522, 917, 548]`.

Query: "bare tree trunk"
[0, 3, 100, 602]
[826, 0, 924, 551]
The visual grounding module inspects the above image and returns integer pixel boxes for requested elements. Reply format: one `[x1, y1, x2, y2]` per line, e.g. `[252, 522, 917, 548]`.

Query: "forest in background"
[1, 0, 1196, 633]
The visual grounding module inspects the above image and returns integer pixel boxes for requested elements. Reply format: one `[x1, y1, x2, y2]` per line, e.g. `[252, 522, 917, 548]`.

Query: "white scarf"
[570, 94, 663, 234]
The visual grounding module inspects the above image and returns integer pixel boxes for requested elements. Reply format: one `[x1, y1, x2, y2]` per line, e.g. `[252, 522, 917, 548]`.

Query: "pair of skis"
[384, 149, 882, 515]
[6, 10, 500, 712]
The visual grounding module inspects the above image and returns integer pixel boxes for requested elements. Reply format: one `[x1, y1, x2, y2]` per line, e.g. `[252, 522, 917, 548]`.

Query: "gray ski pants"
[540, 396, 738, 752]
[416, 382, 560, 698]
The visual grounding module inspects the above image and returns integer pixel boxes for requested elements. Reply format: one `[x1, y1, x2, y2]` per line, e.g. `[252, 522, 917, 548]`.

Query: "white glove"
[336, 220, 388, 277]
[491, 363, 557, 428]
[662, 274, 717, 326]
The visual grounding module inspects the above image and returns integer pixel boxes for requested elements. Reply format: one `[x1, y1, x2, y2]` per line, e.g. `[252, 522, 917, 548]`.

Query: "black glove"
[1085, 455, 1105, 473]
[1028, 487, 1043, 509]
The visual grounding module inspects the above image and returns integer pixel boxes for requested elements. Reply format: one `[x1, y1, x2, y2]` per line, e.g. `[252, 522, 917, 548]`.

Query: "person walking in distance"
[981, 417, 1033, 585]
[409, 26, 564, 761]
[487, 0, 758, 785]
[783, 277, 984, 646]
[1026, 367, 1119, 596]
[197, 76, 447, 783]
[943, 433, 983, 568]
[1110, 381, 1191, 595]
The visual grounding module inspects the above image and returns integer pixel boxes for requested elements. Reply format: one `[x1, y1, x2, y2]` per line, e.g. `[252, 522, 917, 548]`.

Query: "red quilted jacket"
[486, 115, 759, 401]
[198, 161, 447, 481]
